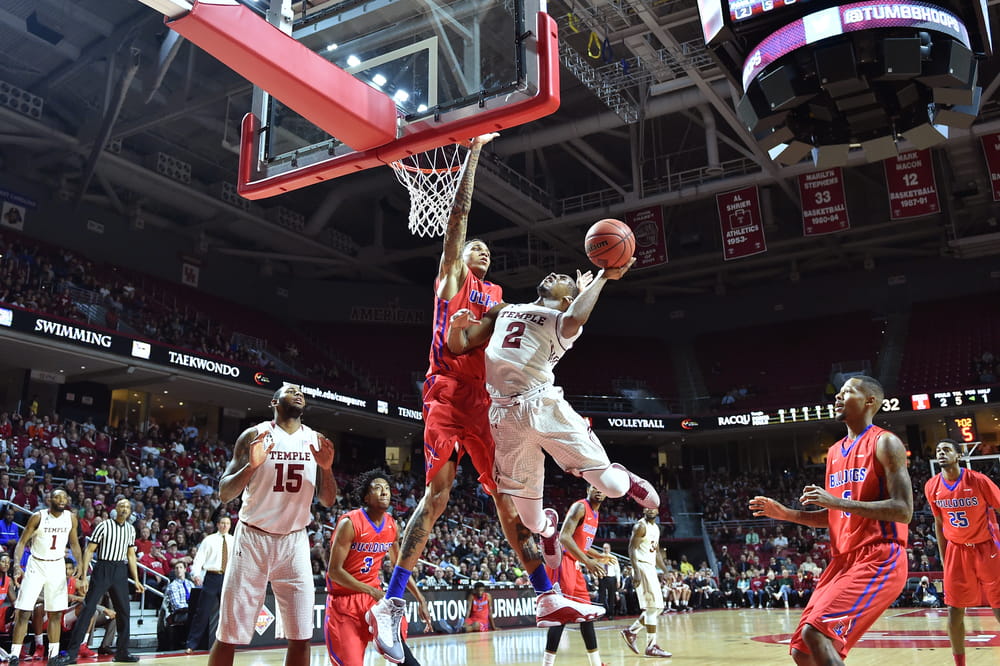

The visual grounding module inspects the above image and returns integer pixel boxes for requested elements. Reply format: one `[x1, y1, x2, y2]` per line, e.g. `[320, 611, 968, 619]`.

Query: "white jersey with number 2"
[239, 421, 318, 534]
[485, 303, 582, 398]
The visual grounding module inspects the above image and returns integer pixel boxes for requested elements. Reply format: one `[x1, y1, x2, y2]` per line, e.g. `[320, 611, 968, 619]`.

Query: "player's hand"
[369, 586, 385, 602]
[449, 309, 480, 330]
[575, 269, 595, 292]
[105, 608, 116, 619]
[12, 565, 22, 583]
[76, 577, 89, 594]
[310, 435, 335, 470]
[249, 430, 275, 471]
[749, 495, 788, 519]
[800, 485, 837, 509]
[418, 600, 433, 626]
[133, 580, 145, 594]
[471, 132, 499, 150]
[583, 556, 605, 578]
[600, 257, 636, 281]
[192, 575, 203, 587]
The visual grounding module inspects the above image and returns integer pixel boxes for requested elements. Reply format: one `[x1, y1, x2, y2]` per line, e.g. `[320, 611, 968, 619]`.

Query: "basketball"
[584, 218, 635, 268]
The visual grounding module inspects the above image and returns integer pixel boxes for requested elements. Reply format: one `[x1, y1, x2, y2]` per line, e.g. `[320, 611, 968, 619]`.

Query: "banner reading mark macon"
[798, 168, 850, 236]
[624, 206, 668, 269]
[717, 186, 767, 260]
[884, 149, 939, 219]
[981, 133, 1000, 201]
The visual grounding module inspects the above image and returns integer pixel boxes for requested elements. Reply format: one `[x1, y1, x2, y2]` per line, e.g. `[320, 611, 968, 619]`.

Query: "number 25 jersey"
[240, 421, 319, 534]
[925, 467, 1000, 545]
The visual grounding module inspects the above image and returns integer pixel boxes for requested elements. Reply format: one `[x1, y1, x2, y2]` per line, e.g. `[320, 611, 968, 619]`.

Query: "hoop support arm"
[166, 0, 398, 152]
[237, 11, 560, 200]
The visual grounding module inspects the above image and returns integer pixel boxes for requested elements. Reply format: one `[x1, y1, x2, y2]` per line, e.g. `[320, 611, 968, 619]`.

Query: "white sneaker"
[611, 463, 660, 509]
[366, 596, 406, 663]
[535, 586, 606, 627]
[540, 508, 563, 569]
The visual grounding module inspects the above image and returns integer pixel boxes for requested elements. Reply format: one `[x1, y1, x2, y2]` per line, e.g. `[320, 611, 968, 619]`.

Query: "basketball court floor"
[140, 607, 1000, 665]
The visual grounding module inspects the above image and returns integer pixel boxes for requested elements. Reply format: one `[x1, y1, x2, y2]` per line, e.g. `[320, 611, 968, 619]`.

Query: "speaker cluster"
[148, 151, 192, 184]
[0, 81, 44, 120]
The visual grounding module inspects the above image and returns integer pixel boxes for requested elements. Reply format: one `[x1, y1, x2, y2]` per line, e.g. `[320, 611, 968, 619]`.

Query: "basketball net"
[389, 144, 471, 238]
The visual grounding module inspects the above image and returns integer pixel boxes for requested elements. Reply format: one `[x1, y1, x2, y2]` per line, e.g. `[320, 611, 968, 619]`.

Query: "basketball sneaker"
[645, 644, 672, 657]
[611, 463, 660, 509]
[540, 508, 563, 569]
[535, 586, 606, 627]
[366, 597, 406, 664]
[620, 627, 640, 654]
[76, 645, 97, 660]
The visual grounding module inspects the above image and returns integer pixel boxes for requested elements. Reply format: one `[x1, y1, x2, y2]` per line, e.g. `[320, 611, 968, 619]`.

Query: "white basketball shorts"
[217, 523, 314, 644]
[635, 562, 664, 611]
[15, 557, 68, 612]
[491, 385, 610, 499]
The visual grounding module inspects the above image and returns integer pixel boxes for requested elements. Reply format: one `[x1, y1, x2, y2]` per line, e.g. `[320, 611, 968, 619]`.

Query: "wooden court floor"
[149, 607, 1000, 665]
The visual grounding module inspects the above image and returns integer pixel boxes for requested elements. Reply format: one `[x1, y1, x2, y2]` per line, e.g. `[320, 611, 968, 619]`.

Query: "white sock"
[11, 643, 21, 658]
[648, 632, 657, 648]
[48, 642, 59, 659]
[629, 619, 643, 633]
[581, 466, 629, 498]
[542, 652, 556, 666]
[587, 651, 602, 666]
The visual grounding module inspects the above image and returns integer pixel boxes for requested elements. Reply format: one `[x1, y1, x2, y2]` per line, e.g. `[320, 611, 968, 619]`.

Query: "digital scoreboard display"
[946, 415, 979, 444]
[728, 0, 818, 23]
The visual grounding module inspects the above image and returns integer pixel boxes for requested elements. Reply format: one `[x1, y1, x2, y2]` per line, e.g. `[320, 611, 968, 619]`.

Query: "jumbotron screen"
[728, 0, 820, 23]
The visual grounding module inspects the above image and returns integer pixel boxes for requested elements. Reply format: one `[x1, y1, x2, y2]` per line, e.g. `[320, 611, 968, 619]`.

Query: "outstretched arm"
[748, 496, 829, 528]
[437, 133, 498, 300]
[560, 259, 635, 339]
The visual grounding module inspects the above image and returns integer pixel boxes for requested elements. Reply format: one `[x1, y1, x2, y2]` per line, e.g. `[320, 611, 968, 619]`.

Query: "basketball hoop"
[389, 144, 471, 238]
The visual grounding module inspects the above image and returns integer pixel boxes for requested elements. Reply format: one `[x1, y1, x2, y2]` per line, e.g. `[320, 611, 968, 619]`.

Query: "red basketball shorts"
[324, 593, 408, 666]
[546, 553, 589, 604]
[943, 538, 1000, 608]
[791, 541, 907, 659]
[422, 374, 496, 492]
[463, 614, 490, 631]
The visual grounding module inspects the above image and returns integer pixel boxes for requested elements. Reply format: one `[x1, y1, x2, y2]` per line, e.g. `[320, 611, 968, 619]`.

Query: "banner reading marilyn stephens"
[980, 133, 1000, 201]
[624, 206, 668, 269]
[717, 185, 767, 260]
[884, 149, 939, 220]
[798, 168, 850, 236]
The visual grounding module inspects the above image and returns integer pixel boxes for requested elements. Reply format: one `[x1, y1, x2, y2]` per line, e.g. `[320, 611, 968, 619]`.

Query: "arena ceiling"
[1, 0, 1000, 298]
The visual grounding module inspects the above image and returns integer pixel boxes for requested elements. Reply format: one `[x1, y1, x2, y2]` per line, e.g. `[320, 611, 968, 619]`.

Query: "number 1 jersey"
[240, 421, 319, 534]
[925, 467, 1000, 545]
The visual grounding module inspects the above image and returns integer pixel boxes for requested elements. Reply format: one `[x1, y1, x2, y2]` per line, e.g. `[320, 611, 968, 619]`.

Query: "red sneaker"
[645, 643, 672, 657]
[620, 627, 640, 654]
[540, 508, 563, 570]
[78, 644, 98, 659]
[611, 463, 660, 509]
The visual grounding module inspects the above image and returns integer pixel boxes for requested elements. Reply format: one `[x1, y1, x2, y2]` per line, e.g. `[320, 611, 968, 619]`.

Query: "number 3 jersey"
[485, 304, 582, 398]
[925, 467, 1000, 545]
[825, 424, 908, 557]
[327, 509, 398, 596]
[240, 421, 319, 534]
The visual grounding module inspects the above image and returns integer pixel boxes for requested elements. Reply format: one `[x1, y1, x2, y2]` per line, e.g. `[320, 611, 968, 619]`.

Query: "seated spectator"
[912, 576, 941, 608]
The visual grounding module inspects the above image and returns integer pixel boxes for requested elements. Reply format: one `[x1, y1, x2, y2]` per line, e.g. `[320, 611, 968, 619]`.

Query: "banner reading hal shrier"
[884, 149, 939, 220]
[798, 168, 850, 236]
[624, 206, 668, 269]
[717, 185, 767, 260]
[981, 133, 1000, 201]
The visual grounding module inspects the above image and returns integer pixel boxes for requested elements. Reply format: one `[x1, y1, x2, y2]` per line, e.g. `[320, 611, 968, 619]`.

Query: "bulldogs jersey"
[327, 509, 398, 596]
[428, 270, 502, 381]
[240, 421, 319, 534]
[825, 424, 908, 557]
[485, 304, 581, 398]
[468, 594, 490, 623]
[925, 467, 1000, 545]
[569, 499, 599, 560]
[31, 510, 71, 559]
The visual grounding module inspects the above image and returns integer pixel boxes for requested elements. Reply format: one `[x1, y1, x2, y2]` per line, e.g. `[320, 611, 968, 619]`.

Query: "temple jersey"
[485, 304, 581, 398]
[569, 499, 599, 560]
[925, 468, 1000, 545]
[327, 509, 397, 596]
[428, 269, 502, 381]
[31, 510, 71, 559]
[825, 424, 908, 557]
[240, 421, 319, 534]
[633, 519, 660, 566]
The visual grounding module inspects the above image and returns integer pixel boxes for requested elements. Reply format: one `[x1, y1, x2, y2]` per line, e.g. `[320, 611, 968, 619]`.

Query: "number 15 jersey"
[240, 421, 319, 534]
[485, 303, 581, 398]
[925, 467, 1000, 545]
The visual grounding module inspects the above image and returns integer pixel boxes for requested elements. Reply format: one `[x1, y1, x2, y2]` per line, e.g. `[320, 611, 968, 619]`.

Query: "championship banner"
[717, 185, 767, 260]
[181, 261, 200, 287]
[884, 149, 940, 219]
[0, 188, 36, 231]
[980, 133, 1000, 201]
[624, 206, 668, 268]
[798, 168, 850, 236]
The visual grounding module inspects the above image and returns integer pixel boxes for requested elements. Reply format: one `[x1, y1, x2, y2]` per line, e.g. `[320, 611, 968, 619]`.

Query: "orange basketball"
[584, 218, 635, 268]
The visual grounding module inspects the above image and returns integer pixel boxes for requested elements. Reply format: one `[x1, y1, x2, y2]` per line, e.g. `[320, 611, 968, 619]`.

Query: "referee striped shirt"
[90, 518, 136, 562]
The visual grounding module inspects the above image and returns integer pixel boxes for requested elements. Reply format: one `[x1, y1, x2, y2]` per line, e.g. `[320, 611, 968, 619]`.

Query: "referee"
[61, 497, 144, 665]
